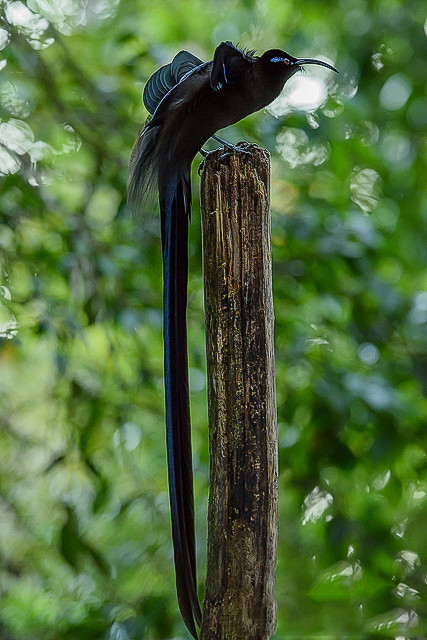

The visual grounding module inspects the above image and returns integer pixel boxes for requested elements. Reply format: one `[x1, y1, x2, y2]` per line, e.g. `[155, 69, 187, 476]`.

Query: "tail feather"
[161, 175, 201, 637]
[128, 116, 201, 639]
[127, 122, 160, 227]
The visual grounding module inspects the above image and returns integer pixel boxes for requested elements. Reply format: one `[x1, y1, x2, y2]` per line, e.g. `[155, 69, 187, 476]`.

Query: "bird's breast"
[170, 76, 281, 165]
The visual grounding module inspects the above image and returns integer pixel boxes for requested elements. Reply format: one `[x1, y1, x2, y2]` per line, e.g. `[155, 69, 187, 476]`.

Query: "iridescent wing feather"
[143, 50, 204, 115]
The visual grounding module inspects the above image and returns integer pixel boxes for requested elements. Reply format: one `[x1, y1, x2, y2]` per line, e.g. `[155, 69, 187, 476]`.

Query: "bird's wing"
[210, 41, 255, 90]
[128, 61, 211, 226]
[143, 50, 204, 115]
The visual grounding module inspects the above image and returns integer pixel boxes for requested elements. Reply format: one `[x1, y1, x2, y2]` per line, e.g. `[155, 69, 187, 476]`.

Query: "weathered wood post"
[200, 144, 278, 640]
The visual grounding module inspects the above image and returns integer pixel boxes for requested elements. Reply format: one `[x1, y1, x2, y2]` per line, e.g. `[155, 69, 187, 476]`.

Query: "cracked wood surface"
[200, 145, 278, 640]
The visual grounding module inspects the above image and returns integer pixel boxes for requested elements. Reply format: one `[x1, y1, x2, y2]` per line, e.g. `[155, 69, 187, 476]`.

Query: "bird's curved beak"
[295, 58, 338, 73]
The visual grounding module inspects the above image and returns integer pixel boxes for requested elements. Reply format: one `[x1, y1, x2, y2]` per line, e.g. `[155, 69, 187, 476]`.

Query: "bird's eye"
[284, 58, 290, 65]
[270, 56, 283, 63]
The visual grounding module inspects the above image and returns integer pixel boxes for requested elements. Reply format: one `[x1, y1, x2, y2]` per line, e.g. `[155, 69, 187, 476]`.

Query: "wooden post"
[200, 144, 278, 640]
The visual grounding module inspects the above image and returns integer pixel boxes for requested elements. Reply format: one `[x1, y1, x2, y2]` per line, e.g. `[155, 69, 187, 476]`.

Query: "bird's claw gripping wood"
[211, 134, 252, 159]
[198, 148, 208, 174]
[199, 139, 253, 174]
[218, 141, 254, 161]
[198, 157, 206, 176]
[127, 40, 337, 639]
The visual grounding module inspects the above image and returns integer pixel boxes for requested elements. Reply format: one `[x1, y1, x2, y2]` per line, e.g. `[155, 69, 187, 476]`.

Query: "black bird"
[127, 41, 337, 638]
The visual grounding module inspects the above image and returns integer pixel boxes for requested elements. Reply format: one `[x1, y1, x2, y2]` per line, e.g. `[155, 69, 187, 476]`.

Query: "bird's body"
[130, 44, 305, 186]
[127, 42, 337, 639]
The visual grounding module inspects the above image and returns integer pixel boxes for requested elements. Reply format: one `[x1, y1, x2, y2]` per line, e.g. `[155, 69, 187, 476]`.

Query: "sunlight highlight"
[268, 76, 328, 118]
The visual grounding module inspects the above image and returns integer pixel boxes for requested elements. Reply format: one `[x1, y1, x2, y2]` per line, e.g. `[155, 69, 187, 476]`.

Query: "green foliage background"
[0, 0, 426, 637]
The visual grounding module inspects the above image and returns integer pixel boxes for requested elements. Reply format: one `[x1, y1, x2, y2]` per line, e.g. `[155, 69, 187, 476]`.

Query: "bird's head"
[260, 49, 338, 81]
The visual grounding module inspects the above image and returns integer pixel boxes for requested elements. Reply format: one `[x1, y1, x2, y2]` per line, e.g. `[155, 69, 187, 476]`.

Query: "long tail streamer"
[161, 174, 201, 638]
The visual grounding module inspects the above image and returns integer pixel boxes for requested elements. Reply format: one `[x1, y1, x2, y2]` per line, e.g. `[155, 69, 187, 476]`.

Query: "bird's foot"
[198, 148, 209, 175]
[212, 134, 253, 157]
[198, 141, 256, 173]
[218, 142, 252, 160]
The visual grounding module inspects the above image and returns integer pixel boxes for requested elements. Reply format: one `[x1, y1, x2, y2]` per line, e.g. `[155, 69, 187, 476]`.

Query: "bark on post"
[200, 144, 278, 640]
